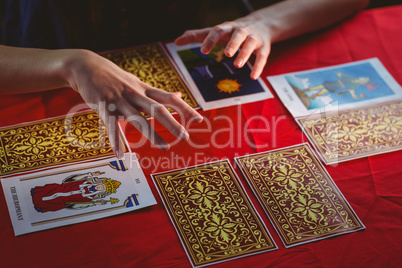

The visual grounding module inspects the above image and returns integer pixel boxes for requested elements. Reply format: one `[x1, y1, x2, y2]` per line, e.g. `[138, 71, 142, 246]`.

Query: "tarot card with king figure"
[2, 153, 156, 236]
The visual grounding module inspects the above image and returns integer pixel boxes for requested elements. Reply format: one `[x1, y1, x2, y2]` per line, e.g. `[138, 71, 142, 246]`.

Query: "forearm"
[0, 45, 85, 94]
[249, 0, 369, 43]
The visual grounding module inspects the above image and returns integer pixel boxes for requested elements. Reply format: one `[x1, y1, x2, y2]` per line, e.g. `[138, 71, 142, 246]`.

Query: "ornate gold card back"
[0, 111, 114, 177]
[236, 144, 365, 247]
[101, 43, 199, 111]
[297, 100, 402, 164]
[152, 160, 277, 267]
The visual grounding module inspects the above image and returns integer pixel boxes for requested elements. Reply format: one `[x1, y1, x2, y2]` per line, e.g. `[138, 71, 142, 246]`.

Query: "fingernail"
[113, 146, 124, 159]
[235, 59, 243, 68]
[117, 149, 124, 159]
[180, 129, 190, 141]
[158, 143, 170, 151]
[194, 113, 203, 123]
[200, 46, 210, 54]
[225, 48, 234, 57]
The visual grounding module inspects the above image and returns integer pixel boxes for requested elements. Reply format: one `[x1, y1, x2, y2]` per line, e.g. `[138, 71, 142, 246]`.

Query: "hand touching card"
[166, 43, 273, 110]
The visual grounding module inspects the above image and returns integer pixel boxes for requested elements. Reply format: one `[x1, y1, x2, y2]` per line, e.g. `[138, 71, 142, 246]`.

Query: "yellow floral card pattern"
[235, 144, 364, 247]
[152, 160, 277, 267]
[101, 43, 199, 111]
[0, 111, 114, 177]
[298, 100, 402, 164]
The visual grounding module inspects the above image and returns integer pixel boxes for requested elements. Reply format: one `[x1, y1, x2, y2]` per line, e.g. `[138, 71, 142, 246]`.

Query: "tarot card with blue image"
[268, 58, 402, 117]
[286, 62, 393, 110]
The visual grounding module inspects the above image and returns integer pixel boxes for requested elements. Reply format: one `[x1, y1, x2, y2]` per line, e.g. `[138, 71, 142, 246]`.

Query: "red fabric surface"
[1, 5, 402, 267]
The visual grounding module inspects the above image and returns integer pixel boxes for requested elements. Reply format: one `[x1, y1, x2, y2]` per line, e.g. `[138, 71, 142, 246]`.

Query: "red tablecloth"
[1, 5, 402, 267]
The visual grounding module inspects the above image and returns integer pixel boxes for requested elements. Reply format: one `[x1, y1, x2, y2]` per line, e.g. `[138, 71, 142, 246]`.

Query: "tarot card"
[0, 111, 130, 178]
[165, 43, 273, 110]
[2, 153, 156, 235]
[100, 42, 199, 112]
[235, 144, 365, 248]
[267, 58, 402, 118]
[297, 99, 402, 164]
[152, 160, 277, 267]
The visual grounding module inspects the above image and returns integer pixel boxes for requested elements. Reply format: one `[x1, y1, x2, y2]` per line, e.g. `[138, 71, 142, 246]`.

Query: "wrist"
[59, 49, 96, 93]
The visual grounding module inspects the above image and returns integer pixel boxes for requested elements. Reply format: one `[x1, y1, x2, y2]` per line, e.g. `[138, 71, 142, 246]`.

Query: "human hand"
[175, 15, 271, 79]
[65, 50, 203, 158]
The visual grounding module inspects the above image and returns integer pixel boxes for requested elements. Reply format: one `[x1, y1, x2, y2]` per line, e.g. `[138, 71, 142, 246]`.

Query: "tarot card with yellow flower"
[165, 43, 273, 110]
[152, 160, 277, 267]
[235, 144, 365, 247]
[2, 153, 156, 236]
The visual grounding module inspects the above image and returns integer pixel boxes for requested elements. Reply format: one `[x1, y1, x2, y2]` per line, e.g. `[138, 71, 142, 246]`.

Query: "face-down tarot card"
[235, 144, 365, 247]
[152, 160, 277, 267]
[0, 111, 130, 178]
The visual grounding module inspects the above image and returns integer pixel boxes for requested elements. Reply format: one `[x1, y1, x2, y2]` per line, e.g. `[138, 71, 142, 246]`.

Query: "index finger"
[175, 28, 211, 46]
[200, 25, 233, 54]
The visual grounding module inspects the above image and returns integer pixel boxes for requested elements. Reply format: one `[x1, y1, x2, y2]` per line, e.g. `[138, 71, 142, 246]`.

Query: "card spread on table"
[0, 111, 122, 178]
[267, 58, 402, 118]
[2, 153, 156, 236]
[165, 42, 273, 110]
[235, 144, 365, 248]
[297, 100, 402, 164]
[100, 42, 199, 111]
[152, 160, 277, 267]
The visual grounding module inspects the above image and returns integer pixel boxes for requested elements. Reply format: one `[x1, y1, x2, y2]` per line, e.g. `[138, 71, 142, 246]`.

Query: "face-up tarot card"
[267, 58, 402, 118]
[165, 43, 273, 110]
[2, 153, 156, 235]
[100, 42, 199, 112]
[0, 111, 128, 178]
[152, 160, 277, 267]
[297, 99, 402, 164]
[235, 144, 365, 248]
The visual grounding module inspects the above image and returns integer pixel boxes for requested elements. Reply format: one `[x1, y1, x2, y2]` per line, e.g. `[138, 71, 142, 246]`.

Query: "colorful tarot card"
[2, 153, 156, 235]
[166, 43, 273, 110]
[235, 144, 365, 248]
[297, 100, 402, 164]
[100, 42, 199, 111]
[0, 111, 129, 178]
[152, 160, 277, 267]
[267, 58, 402, 118]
